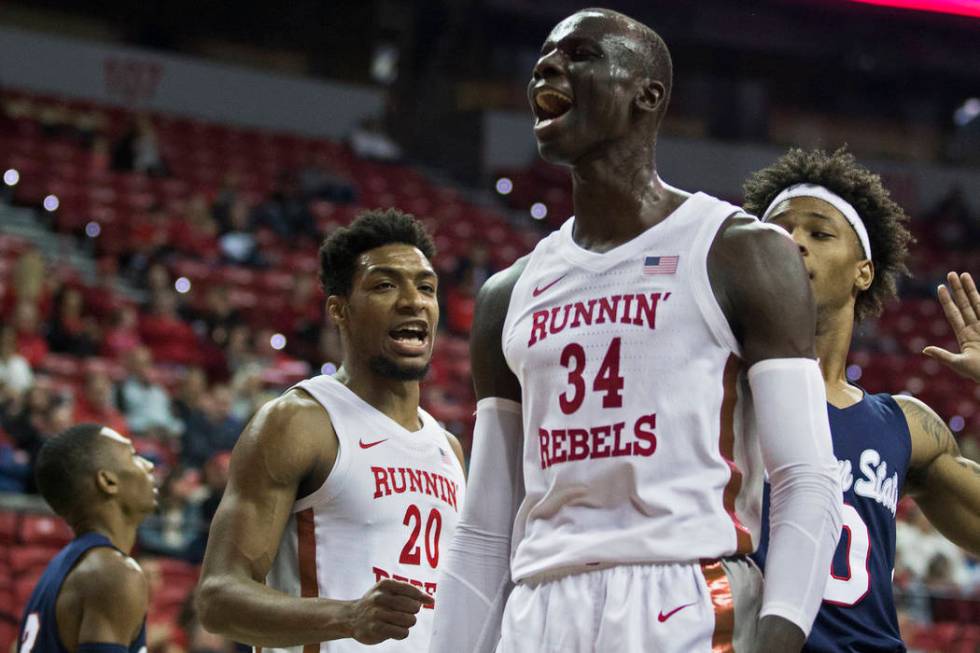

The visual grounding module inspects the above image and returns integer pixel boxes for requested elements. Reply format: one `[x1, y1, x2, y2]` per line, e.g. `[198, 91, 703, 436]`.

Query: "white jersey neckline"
[556, 191, 705, 272]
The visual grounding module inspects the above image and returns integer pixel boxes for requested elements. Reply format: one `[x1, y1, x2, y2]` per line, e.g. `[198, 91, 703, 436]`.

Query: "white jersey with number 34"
[502, 192, 765, 582]
[261, 374, 465, 653]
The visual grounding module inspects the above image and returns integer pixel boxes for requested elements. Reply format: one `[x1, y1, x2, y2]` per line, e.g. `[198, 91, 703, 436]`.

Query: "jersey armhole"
[688, 209, 744, 357]
[292, 399, 351, 513]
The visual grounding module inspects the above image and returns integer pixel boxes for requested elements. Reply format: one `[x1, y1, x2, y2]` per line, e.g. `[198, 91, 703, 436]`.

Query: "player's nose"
[532, 50, 565, 82]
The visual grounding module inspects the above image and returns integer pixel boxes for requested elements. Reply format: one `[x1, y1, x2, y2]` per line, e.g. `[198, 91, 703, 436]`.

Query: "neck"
[334, 364, 422, 432]
[72, 507, 141, 554]
[568, 140, 681, 249]
[815, 303, 860, 406]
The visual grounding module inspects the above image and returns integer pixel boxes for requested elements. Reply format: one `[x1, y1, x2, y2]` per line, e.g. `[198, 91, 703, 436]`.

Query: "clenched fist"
[347, 579, 435, 645]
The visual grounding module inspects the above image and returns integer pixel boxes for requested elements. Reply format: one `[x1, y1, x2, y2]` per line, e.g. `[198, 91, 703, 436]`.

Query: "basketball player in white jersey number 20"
[430, 9, 843, 653]
[197, 209, 466, 652]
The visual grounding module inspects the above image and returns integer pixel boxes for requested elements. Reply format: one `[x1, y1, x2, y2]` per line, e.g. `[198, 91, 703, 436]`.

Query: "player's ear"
[96, 468, 120, 497]
[855, 259, 874, 292]
[635, 78, 665, 114]
[326, 295, 349, 327]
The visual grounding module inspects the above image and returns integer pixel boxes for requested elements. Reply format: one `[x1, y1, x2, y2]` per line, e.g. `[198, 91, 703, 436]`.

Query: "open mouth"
[533, 88, 574, 123]
[388, 322, 430, 355]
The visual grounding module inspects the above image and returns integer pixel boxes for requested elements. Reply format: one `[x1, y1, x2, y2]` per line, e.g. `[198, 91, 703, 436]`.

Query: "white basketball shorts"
[495, 558, 762, 653]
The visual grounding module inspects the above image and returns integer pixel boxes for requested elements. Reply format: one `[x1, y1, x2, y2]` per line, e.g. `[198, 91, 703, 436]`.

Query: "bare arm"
[711, 219, 837, 652]
[430, 260, 527, 653]
[922, 271, 980, 383]
[196, 391, 432, 646]
[64, 550, 147, 650]
[899, 395, 980, 556]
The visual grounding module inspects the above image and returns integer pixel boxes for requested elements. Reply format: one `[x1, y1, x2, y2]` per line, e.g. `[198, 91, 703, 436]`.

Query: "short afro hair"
[319, 208, 436, 297]
[35, 423, 108, 519]
[743, 148, 913, 323]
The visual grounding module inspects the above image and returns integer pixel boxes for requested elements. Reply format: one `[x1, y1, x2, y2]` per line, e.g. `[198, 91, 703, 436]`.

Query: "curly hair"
[318, 208, 436, 296]
[743, 147, 913, 323]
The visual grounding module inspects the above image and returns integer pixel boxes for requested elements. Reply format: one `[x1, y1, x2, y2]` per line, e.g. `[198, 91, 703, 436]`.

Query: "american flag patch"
[642, 255, 679, 275]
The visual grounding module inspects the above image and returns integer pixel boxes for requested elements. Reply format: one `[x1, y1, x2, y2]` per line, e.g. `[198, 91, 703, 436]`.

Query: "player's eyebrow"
[365, 265, 436, 280]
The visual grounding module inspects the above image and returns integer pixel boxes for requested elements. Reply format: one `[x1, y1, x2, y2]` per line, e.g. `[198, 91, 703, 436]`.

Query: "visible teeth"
[536, 90, 572, 116]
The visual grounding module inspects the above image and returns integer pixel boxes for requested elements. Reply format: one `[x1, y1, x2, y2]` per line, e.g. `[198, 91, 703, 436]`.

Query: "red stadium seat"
[8, 545, 60, 578]
[0, 511, 18, 545]
[18, 514, 73, 547]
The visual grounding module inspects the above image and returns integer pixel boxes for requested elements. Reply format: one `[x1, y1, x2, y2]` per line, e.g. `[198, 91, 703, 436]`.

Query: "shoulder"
[232, 388, 333, 485]
[470, 257, 530, 400]
[64, 547, 147, 615]
[892, 394, 957, 455]
[474, 256, 531, 316]
[470, 256, 531, 356]
[711, 215, 800, 269]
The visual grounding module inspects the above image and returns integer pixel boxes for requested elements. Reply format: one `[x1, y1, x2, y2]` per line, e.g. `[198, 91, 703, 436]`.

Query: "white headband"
[761, 183, 872, 260]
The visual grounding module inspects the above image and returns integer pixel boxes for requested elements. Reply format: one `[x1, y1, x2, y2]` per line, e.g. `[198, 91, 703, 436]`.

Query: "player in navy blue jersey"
[744, 148, 980, 653]
[17, 423, 157, 653]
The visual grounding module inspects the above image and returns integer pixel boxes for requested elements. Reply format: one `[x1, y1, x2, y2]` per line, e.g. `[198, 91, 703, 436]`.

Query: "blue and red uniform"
[754, 391, 911, 653]
[17, 532, 147, 653]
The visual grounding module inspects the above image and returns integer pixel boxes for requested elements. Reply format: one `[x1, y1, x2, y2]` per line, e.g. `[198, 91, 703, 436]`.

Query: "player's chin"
[369, 354, 431, 382]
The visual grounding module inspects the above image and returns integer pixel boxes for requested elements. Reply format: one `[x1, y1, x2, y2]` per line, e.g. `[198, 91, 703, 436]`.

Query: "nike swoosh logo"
[532, 274, 566, 297]
[657, 602, 696, 622]
[359, 438, 388, 449]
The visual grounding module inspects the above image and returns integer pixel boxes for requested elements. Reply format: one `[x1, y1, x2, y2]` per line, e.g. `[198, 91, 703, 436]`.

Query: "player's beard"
[369, 355, 430, 381]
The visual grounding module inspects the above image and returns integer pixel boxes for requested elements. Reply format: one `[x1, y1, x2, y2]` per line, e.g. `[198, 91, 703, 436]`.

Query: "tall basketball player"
[197, 209, 465, 651]
[744, 148, 980, 652]
[18, 423, 157, 653]
[430, 9, 842, 653]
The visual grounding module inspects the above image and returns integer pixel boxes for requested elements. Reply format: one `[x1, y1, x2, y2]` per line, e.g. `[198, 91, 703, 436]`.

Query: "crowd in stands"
[0, 88, 978, 652]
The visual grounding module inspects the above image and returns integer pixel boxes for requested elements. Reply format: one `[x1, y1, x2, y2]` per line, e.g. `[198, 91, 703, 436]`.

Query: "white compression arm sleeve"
[749, 358, 843, 636]
[430, 398, 524, 653]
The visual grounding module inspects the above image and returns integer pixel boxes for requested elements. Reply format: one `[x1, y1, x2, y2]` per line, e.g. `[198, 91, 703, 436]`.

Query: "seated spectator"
[211, 172, 242, 232]
[73, 367, 129, 435]
[0, 323, 34, 400]
[298, 152, 358, 205]
[13, 300, 48, 367]
[82, 257, 126, 321]
[252, 171, 319, 240]
[140, 291, 204, 366]
[117, 346, 182, 439]
[229, 363, 273, 423]
[112, 114, 169, 177]
[186, 286, 242, 350]
[102, 305, 143, 359]
[47, 285, 101, 356]
[218, 198, 264, 267]
[0, 440, 31, 492]
[138, 466, 205, 561]
[1, 381, 73, 492]
[349, 116, 403, 162]
[222, 324, 257, 376]
[181, 384, 243, 469]
[171, 194, 220, 260]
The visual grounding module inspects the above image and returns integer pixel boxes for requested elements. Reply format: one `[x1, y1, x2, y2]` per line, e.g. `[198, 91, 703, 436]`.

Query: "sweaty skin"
[468, 9, 823, 652]
[767, 201, 980, 558]
[197, 244, 463, 648]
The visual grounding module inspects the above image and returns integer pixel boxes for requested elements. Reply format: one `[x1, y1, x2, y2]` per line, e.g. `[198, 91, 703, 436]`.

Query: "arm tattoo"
[904, 399, 959, 455]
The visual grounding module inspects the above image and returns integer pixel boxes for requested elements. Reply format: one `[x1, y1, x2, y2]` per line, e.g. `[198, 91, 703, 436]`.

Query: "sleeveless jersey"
[753, 392, 911, 652]
[17, 532, 147, 653]
[502, 192, 766, 581]
[263, 374, 465, 653]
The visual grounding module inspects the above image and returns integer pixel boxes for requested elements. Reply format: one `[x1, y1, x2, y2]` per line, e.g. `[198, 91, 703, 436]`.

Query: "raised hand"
[347, 579, 435, 645]
[923, 272, 980, 383]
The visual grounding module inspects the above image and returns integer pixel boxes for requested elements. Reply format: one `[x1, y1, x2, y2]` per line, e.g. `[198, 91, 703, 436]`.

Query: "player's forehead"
[545, 11, 642, 51]
[767, 196, 850, 229]
[354, 243, 436, 280]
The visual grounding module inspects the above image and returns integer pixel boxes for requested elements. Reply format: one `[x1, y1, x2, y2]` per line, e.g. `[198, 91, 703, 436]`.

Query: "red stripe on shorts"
[719, 354, 753, 553]
[700, 560, 735, 652]
[298, 508, 319, 653]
